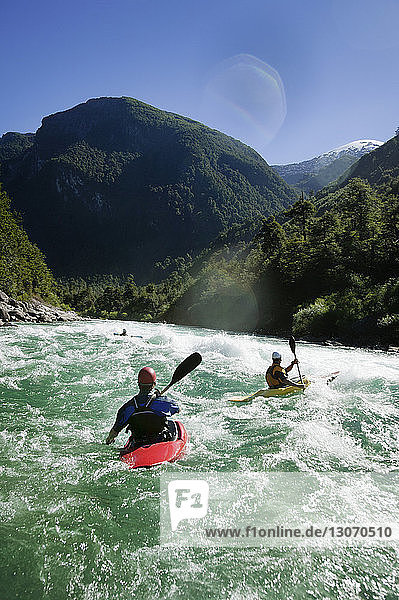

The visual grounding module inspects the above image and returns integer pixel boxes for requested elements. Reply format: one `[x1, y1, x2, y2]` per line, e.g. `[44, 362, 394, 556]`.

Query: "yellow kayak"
[228, 378, 310, 403]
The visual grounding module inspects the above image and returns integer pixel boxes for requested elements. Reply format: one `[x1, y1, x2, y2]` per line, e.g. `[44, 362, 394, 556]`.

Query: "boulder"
[0, 289, 81, 323]
[0, 304, 10, 321]
[27, 310, 40, 318]
[9, 308, 27, 321]
[37, 312, 50, 322]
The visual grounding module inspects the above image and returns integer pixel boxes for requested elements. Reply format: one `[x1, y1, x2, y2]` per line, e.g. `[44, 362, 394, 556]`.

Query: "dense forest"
[58, 174, 399, 347]
[0, 185, 57, 302]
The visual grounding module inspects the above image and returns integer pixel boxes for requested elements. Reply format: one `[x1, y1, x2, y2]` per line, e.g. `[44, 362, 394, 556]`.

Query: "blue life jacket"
[112, 391, 179, 435]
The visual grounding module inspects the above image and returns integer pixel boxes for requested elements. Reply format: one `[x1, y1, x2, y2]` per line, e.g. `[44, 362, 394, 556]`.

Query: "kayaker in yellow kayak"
[266, 351, 306, 390]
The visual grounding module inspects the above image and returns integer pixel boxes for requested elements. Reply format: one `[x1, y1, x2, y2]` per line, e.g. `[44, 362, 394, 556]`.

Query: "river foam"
[1, 320, 398, 599]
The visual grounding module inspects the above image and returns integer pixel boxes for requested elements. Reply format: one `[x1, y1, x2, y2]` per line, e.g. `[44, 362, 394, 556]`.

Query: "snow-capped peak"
[322, 139, 383, 159]
[311, 139, 383, 171]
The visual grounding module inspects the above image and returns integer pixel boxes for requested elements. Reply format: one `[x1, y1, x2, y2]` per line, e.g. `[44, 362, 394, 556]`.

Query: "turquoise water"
[1, 320, 399, 599]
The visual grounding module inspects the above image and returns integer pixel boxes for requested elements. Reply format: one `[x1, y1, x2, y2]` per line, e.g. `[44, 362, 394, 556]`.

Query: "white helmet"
[272, 351, 281, 360]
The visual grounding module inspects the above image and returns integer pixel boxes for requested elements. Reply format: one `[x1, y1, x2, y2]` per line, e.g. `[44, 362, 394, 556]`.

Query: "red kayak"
[120, 421, 188, 469]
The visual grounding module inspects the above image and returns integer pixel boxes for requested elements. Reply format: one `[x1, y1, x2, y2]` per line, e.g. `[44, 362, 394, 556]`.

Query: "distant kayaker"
[105, 367, 180, 449]
[114, 328, 127, 336]
[266, 352, 305, 389]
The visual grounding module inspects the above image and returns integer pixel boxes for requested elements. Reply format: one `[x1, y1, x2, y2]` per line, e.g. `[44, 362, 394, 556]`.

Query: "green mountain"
[0, 97, 297, 282]
[289, 155, 359, 193]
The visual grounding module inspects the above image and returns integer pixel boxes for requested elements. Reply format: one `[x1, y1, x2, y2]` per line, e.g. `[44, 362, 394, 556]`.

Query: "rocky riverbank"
[0, 291, 81, 326]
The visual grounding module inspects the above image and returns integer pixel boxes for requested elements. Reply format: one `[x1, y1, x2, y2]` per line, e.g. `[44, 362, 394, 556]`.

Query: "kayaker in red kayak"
[105, 366, 180, 449]
[266, 351, 305, 390]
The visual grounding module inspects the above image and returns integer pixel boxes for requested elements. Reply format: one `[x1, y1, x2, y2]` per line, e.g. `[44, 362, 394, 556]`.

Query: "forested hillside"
[0, 185, 57, 301]
[163, 177, 399, 345]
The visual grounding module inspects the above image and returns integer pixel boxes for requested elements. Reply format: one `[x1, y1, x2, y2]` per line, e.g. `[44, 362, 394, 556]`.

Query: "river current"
[1, 320, 398, 599]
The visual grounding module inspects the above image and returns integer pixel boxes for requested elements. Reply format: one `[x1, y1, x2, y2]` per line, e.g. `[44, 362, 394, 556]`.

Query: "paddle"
[160, 352, 202, 395]
[289, 336, 303, 385]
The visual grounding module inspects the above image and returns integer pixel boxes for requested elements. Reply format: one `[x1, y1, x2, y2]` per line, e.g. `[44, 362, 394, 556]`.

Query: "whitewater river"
[1, 320, 399, 599]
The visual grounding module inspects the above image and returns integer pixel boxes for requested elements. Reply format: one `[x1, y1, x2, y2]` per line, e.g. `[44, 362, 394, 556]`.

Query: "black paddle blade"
[171, 352, 202, 385]
[289, 336, 296, 355]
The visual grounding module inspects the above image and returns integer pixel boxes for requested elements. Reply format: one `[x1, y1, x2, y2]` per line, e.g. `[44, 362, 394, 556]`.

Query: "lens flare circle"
[201, 54, 287, 152]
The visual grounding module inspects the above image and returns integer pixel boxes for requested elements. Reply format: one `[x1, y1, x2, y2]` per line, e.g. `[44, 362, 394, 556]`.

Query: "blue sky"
[1, 0, 398, 164]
